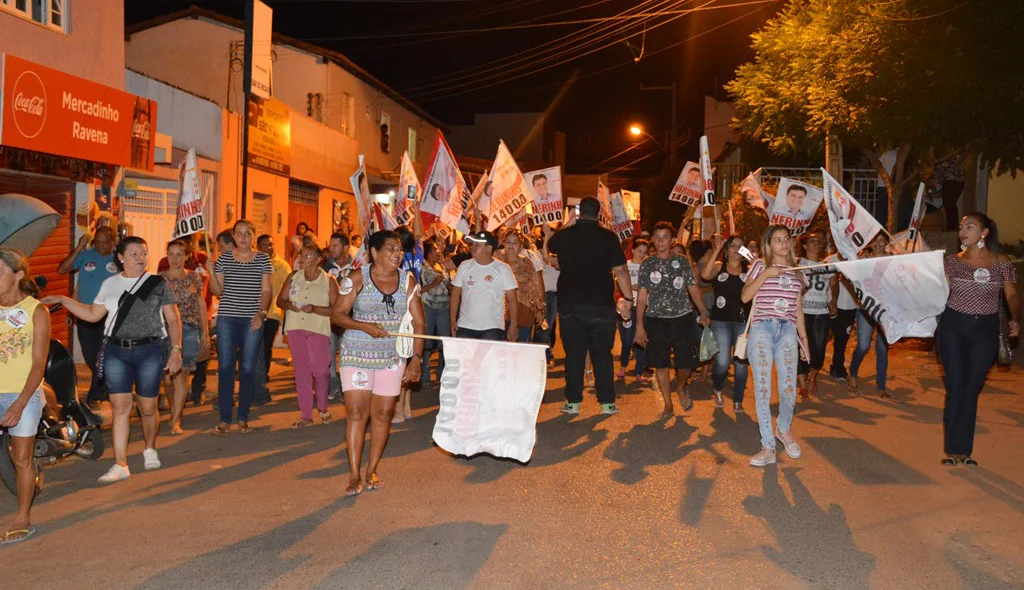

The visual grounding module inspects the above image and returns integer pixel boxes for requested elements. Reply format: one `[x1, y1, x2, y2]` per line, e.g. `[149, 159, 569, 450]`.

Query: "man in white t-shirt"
[451, 231, 519, 342]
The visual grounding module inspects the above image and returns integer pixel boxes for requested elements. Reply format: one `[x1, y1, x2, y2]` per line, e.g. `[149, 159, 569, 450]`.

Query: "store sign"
[247, 0, 273, 99]
[246, 95, 291, 176]
[0, 53, 157, 171]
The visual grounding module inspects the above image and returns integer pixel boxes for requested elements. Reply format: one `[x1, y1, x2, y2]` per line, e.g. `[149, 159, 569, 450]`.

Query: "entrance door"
[288, 181, 319, 238]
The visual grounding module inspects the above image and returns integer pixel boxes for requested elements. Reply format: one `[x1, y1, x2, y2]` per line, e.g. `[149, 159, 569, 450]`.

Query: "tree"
[726, 0, 1024, 231]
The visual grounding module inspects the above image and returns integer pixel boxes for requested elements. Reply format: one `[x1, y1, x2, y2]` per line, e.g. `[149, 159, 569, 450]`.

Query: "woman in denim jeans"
[205, 220, 272, 435]
[701, 234, 750, 412]
[848, 234, 890, 397]
[419, 241, 450, 387]
[741, 225, 809, 467]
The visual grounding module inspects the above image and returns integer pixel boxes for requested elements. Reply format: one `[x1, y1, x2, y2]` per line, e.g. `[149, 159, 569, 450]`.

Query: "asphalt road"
[2, 343, 1023, 589]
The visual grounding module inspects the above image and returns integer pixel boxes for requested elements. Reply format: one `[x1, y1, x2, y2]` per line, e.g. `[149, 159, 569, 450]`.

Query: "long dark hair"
[964, 212, 1001, 252]
[721, 235, 749, 272]
[366, 230, 400, 264]
[114, 236, 147, 271]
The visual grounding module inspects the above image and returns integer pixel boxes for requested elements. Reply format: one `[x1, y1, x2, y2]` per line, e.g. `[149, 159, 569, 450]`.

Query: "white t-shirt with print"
[453, 258, 518, 331]
[627, 260, 641, 305]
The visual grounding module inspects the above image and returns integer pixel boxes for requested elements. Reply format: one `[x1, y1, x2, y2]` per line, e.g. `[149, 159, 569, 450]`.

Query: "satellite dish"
[0, 194, 61, 256]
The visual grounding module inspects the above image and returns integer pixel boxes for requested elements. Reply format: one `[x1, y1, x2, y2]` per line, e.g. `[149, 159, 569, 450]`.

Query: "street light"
[627, 123, 665, 152]
[629, 124, 643, 137]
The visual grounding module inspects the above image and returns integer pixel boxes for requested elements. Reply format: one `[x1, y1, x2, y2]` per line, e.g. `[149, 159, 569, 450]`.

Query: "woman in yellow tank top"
[0, 248, 51, 545]
[277, 244, 339, 428]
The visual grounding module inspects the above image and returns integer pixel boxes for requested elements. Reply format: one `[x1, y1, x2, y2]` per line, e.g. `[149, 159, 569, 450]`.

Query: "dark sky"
[126, 0, 779, 173]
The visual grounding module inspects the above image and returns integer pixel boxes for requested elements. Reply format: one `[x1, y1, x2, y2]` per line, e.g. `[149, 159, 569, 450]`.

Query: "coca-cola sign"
[10, 70, 47, 139]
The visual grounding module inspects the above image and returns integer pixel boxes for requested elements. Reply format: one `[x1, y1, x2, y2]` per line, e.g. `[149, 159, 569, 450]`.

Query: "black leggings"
[937, 308, 999, 456]
[798, 313, 830, 375]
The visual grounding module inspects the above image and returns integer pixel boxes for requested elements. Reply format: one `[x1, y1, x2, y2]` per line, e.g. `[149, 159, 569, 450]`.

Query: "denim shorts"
[0, 389, 44, 437]
[181, 322, 201, 371]
[103, 338, 168, 398]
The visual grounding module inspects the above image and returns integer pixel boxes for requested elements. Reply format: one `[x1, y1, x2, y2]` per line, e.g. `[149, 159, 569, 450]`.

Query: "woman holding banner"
[332, 230, 425, 497]
[741, 225, 809, 467]
[938, 214, 1019, 466]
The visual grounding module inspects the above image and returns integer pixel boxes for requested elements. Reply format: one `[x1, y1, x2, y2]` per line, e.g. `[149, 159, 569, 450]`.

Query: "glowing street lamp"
[627, 123, 665, 152]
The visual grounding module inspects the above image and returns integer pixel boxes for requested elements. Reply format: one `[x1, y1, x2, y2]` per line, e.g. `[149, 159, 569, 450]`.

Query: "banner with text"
[739, 169, 773, 211]
[597, 181, 613, 227]
[767, 178, 822, 237]
[524, 166, 563, 225]
[907, 182, 926, 243]
[822, 168, 883, 260]
[622, 189, 640, 220]
[609, 191, 634, 240]
[247, 95, 291, 176]
[394, 151, 421, 226]
[173, 148, 205, 238]
[486, 140, 531, 231]
[432, 337, 548, 463]
[421, 131, 469, 228]
[668, 161, 703, 207]
[699, 135, 715, 207]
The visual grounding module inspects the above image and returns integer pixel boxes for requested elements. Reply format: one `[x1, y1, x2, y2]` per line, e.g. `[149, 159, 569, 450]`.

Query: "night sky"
[125, 0, 779, 174]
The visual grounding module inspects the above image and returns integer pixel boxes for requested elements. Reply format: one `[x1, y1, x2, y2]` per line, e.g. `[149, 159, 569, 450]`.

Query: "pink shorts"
[340, 363, 406, 397]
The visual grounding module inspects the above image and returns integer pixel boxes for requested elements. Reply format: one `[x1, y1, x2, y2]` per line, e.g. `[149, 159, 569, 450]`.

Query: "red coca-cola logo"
[10, 69, 47, 139]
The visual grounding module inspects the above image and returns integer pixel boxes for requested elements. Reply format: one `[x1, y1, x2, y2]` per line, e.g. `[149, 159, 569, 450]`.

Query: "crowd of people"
[0, 195, 1018, 544]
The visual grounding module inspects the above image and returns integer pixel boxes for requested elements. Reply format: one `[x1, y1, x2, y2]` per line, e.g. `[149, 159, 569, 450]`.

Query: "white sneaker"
[143, 448, 162, 470]
[749, 448, 777, 467]
[98, 463, 131, 484]
[776, 432, 802, 459]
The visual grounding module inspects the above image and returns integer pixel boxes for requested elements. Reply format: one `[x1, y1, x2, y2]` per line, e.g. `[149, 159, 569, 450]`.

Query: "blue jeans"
[748, 319, 798, 451]
[850, 310, 888, 391]
[710, 320, 749, 402]
[0, 389, 44, 437]
[617, 306, 646, 375]
[422, 305, 450, 384]
[254, 318, 280, 402]
[532, 291, 558, 360]
[216, 315, 265, 424]
[103, 338, 168, 398]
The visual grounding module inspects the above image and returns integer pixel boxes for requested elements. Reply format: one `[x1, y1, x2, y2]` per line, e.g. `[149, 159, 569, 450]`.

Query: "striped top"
[747, 259, 805, 324]
[340, 265, 412, 370]
[944, 255, 1016, 316]
[214, 251, 272, 318]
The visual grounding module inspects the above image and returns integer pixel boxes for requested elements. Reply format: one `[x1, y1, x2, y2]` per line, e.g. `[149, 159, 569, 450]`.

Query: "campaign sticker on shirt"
[740, 272, 748, 282]
[484, 274, 494, 283]
[673, 276, 685, 290]
[338, 277, 354, 295]
[973, 268, 991, 283]
[105, 262, 118, 273]
[328, 267, 340, 278]
[83, 261, 96, 272]
[671, 260, 680, 269]
[773, 298, 790, 314]
[5, 308, 29, 329]
[352, 370, 370, 389]
[649, 271, 662, 285]
[778, 275, 793, 290]
[196, 266, 208, 277]
[289, 283, 301, 298]
[716, 296, 726, 309]
[717, 272, 728, 282]
[466, 276, 478, 287]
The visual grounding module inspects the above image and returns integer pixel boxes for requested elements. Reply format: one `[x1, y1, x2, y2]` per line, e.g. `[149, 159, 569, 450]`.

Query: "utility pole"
[640, 82, 677, 164]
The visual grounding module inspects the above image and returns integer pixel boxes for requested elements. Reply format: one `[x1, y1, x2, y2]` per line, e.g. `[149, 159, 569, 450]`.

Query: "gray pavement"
[2, 343, 1023, 589]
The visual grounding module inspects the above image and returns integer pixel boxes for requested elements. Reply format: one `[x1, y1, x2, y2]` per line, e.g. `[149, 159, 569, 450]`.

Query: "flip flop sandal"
[319, 411, 333, 425]
[681, 396, 694, 412]
[168, 425, 184, 436]
[1, 527, 36, 545]
[344, 483, 363, 498]
[941, 456, 959, 466]
[963, 457, 978, 466]
[209, 424, 230, 436]
[238, 423, 254, 434]
[291, 419, 314, 429]
[366, 473, 384, 491]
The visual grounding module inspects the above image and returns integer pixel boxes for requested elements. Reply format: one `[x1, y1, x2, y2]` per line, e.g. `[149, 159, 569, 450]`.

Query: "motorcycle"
[0, 329, 104, 496]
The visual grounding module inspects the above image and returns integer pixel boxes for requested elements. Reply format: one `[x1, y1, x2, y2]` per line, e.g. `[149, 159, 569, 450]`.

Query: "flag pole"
[388, 332, 551, 349]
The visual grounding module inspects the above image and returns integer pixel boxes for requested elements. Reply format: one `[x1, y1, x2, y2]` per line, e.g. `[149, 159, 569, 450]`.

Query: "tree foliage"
[727, 0, 1024, 229]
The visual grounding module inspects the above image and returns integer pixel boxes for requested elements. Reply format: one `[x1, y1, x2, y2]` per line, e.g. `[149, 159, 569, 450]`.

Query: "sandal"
[168, 424, 184, 436]
[238, 422, 254, 434]
[291, 419, 314, 429]
[366, 473, 384, 491]
[680, 394, 694, 412]
[878, 389, 891, 399]
[809, 375, 818, 393]
[209, 423, 230, 436]
[963, 456, 978, 466]
[1, 527, 36, 545]
[713, 391, 725, 408]
[941, 456, 959, 466]
[344, 482, 363, 498]
[319, 411, 332, 425]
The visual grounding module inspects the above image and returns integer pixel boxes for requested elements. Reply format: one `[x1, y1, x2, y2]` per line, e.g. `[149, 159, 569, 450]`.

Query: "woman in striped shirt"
[205, 220, 272, 435]
[741, 225, 809, 467]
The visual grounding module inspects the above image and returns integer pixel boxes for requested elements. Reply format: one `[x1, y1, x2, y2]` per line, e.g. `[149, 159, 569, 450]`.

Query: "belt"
[110, 335, 162, 349]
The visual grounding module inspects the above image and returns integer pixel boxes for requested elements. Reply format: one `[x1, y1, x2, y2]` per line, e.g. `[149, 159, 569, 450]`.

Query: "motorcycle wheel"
[0, 429, 43, 497]
[74, 429, 105, 461]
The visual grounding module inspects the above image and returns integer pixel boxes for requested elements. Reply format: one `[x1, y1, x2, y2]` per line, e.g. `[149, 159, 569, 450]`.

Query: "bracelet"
[171, 345, 182, 353]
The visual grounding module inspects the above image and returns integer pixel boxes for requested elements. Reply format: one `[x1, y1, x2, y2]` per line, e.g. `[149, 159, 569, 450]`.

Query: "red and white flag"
[822, 168, 883, 261]
[596, 181, 613, 227]
[394, 151, 421, 226]
[740, 168, 773, 211]
[486, 141, 531, 231]
[173, 148, 205, 238]
[421, 131, 469, 230]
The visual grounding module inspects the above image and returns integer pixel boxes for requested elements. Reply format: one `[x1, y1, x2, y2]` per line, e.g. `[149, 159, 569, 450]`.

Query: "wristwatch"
[171, 345, 182, 353]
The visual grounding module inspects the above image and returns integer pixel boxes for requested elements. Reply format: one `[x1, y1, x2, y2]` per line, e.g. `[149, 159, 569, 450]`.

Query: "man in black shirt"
[547, 197, 634, 415]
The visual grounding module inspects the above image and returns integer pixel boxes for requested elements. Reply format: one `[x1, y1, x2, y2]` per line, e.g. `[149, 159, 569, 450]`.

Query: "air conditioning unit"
[154, 132, 173, 165]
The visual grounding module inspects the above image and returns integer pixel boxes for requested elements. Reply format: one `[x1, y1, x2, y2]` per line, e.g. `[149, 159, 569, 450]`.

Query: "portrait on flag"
[609, 192, 634, 240]
[740, 170, 773, 210]
[421, 132, 469, 224]
[822, 168, 883, 260]
[394, 151, 421, 226]
[173, 148, 205, 238]
[767, 178, 822, 237]
[349, 155, 374, 238]
[525, 166, 563, 225]
[668, 161, 703, 207]
[486, 141, 532, 231]
[621, 189, 640, 220]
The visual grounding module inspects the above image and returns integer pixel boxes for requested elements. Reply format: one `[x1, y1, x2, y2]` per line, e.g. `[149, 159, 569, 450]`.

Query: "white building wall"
[125, 70, 224, 160]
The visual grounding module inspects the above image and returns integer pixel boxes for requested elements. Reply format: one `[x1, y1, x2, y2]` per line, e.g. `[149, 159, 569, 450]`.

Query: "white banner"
[247, 0, 273, 99]
[394, 151, 421, 226]
[824, 251, 948, 343]
[441, 182, 472, 235]
[596, 181, 613, 227]
[822, 168, 883, 260]
[486, 141, 531, 231]
[609, 191, 633, 240]
[699, 135, 715, 207]
[432, 337, 549, 463]
[739, 169, 773, 211]
[375, 202, 399, 231]
[173, 148, 205, 238]
[622, 189, 640, 220]
[907, 182, 926, 242]
[668, 161, 703, 207]
[891, 229, 929, 253]
[349, 155, 374, 238]
[422, 132, 469, 225]
[767, 178, 823, 237]
[525, 166, 563, 226]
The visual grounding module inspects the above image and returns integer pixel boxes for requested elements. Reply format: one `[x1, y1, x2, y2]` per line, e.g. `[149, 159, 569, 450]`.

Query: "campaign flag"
[740, 169, 773, 211]
[699, 136, 715, 208]
[474, 171, 492, 218]
[432, 338, 549, 462]
[524, 166, 563, 225]
[822, 168, 883, 260]
[622, 189, 640, 220]
[173, 148, 205, 238]
[767, 178, 823, 237]
[374, 202, 399, 231]
[668, 161, 703, 207]
[891, 229, 929, 253]
[486, 141, 532, 231]
[349, 155, 374, 239]
[394, 151, 421, 226]
[596, 181, 613, 227]
[907, 182, 926, 244]
[609, 192, 634, 240]
[421, 131, 470, 228]
[441, 182, 473, 235]
[826, 251, 948, 343]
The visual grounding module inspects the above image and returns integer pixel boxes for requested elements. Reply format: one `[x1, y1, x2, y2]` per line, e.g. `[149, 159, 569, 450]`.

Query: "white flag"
[699, 135, 715, 208]
[394, 151, 421, 227]
[349, 155, 374, 239]
[740, 168, 773, 211]
[422, 132, 469, 228]
[486, 141, 531, 231]
[524, 166, 563, 225]
[596, 181, 613, 227]
[173, 148, 205, 238]
[767, 178, 823, 237]
[668, 161, 703, 207]
[609, 191, 633, 240]
[907, 182, 926, 243]
[432, 338, 548, 463]
[822, 168, 883, 260]
[827, 251, 948, 343]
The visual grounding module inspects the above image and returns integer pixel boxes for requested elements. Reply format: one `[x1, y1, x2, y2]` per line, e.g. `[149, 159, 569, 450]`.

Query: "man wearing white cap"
[451, 231, 519, 342]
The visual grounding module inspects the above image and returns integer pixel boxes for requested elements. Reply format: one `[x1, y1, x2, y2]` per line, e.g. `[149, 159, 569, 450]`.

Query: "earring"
[977, 238, 986, 249]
